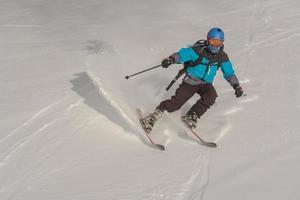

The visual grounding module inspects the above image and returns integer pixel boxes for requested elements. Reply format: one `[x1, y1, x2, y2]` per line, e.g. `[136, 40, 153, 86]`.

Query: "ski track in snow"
[0, 93, 92, 169]
[145, 114, 216, 199]
[2, 120, 97, 200]
[0, 89, 102, 199]
[0, 24, 43, 28]
[0, 122, 54, 168]
[0, 99, 63, 145]
[175, 154, 210, 200]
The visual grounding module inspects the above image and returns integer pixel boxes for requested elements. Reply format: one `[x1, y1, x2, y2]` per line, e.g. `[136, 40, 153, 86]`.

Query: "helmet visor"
[208, 38, 223, 47]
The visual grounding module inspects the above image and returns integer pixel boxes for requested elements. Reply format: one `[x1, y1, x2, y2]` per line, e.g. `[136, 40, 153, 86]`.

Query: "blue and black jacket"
[171, 44, 239, 87]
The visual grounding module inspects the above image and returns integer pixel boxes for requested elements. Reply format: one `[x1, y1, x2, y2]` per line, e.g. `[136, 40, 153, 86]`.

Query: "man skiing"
[141, 27, 243, 133]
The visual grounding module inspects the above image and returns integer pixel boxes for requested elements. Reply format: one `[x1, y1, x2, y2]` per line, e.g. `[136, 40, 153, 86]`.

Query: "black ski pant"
[157, 82, 217, 118]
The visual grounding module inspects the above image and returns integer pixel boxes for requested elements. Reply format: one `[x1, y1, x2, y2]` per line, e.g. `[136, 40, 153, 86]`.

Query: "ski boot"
[182, 112, 198, 129]
[141, 109, 164, 133]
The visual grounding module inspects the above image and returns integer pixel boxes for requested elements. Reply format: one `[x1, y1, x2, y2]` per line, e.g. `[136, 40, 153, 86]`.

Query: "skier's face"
[207, 38, 223, 54]
[208, 38, 223, 47]
[208, 45, 221, 54]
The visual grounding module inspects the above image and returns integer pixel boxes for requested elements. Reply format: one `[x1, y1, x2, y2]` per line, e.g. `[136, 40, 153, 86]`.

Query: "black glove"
[162, 56, 175, 68]
[233, 84, 243, 98]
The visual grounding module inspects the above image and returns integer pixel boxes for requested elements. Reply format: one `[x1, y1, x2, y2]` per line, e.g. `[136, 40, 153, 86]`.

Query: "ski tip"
[156, 144, 165, 151]
[206, 142, 217, 148]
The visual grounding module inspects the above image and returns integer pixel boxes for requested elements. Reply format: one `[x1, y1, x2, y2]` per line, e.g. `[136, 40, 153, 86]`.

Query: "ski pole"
[125, 64, 162, 79]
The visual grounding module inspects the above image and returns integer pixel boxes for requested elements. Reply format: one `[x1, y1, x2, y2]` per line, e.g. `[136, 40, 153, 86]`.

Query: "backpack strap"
[186, 44, 226, 81]
[185, 46, 219, 68]
[183, 41, 207, 68]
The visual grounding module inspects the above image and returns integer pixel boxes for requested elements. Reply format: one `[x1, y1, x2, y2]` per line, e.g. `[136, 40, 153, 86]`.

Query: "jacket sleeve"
[220, 58, 240, 87]
[170, 47, 199, 64]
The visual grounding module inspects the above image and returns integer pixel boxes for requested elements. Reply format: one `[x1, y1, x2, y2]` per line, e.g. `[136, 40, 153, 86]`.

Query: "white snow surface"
[1, 0, 300, 199]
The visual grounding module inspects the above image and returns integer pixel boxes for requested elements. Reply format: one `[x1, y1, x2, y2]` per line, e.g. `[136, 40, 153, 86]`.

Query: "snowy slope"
[1, 0, 300, 200]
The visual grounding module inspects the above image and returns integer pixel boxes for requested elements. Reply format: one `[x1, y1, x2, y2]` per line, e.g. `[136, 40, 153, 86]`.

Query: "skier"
[141, 27, 243, 133]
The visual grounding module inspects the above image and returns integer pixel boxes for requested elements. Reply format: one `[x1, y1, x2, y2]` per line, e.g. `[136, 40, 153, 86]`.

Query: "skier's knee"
[166, 103, 183, 112]
[204, 94, 217, 108]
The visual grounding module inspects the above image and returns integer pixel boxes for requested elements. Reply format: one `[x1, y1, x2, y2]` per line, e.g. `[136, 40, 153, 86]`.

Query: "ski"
[182, 120, 217, 148]
[136, 108, 165, 151]
[188, 128, 217, 148]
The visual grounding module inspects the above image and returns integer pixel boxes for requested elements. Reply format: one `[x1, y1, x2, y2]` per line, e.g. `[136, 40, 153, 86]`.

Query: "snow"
[1, 0, 300, 199]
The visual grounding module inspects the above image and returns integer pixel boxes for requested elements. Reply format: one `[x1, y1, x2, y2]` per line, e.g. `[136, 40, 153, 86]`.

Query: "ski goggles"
[208, 38, 224, 47]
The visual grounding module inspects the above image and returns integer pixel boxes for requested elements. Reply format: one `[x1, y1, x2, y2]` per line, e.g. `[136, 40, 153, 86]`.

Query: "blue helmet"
[207, 27, 224, 41]
[207, 27, 224, 53]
